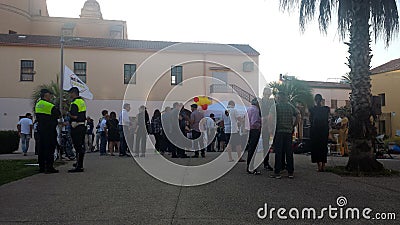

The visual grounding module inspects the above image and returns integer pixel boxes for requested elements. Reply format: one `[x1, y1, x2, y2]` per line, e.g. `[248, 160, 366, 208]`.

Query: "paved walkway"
[0, 150, 399, 224]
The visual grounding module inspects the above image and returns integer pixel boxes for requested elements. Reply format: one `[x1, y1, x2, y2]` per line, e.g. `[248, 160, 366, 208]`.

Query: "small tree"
[31, 81, 69, 114]
[269, 77, 314, 108]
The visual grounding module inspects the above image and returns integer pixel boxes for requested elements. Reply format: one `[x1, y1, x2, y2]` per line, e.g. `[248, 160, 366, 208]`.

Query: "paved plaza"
[0, 150, 399, 224]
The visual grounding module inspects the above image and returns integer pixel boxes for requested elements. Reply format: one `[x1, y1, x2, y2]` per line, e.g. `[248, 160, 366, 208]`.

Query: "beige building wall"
[311, 88, 351, 112]
[0, 45, 259, 129]
[371, 70, 400, 137]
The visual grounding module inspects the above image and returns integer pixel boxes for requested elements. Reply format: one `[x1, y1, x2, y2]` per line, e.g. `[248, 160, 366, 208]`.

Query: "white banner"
[63, 65, 93, 100]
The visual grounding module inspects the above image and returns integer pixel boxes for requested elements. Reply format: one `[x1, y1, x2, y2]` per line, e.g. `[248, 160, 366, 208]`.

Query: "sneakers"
[270, 174, 281, 179]
[288, 173, 294, 179]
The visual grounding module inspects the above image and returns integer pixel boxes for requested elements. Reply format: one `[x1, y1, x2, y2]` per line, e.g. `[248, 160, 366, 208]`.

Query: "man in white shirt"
[119, 103, 131, 157]
[17, 113, 33, 156]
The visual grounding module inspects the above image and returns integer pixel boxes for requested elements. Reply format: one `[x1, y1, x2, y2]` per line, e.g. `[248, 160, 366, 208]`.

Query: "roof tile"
[0, 34, 260, 56]
[370, 58, 400, 74]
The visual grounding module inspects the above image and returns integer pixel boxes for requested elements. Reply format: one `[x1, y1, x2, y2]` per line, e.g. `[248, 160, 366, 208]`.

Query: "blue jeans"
[20, 134, 30, 153]
[273, 132, 294, 174]
[100, 131, 107, 155]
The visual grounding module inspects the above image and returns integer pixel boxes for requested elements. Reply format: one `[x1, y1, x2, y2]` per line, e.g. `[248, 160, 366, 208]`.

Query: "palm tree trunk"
[346, 0, 383, 172]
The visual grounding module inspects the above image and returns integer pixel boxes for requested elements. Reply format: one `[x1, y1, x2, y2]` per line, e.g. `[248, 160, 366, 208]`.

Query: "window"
[378, 93, 386, 106]
[20, 60, 34, 81]
[171, 65, 183, 85]
[124, 64, 136, 84]
[331, 99, 338, 109]
[74, 62, 87, 83]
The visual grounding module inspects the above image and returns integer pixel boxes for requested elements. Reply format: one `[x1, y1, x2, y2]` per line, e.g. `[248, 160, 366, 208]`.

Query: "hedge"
[0, 130, 20, 154]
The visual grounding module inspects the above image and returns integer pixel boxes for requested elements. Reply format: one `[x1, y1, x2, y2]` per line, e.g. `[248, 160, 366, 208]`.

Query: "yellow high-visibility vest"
[35, 99, 54, 115]
[70, 98, 86, 112]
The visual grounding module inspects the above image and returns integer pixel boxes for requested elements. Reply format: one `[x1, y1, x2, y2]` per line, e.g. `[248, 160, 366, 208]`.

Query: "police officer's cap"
[68, 87, 79, 94]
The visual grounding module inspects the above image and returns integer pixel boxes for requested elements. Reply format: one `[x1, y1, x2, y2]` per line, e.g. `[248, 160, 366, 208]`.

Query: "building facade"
[306, 81, 351, 113]
[371, 58, 400, 137]
[0, 0, 260, 130]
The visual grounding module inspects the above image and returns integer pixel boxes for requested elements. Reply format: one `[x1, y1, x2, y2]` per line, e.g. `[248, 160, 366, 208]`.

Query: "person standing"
[99, 110, 109, 156]
[106, 112, 120, 156]
[309, 94, 330, 172]
[67, 87, 87, 173]
[119, 103, 132, 157]
[34, 89, 61, 173]
[190, 104, 206, 158]
[151, 109, 164, 154]
[33, 120, 40, 155]
[246, 98, 262, 175]
[222, 101, 244, 162]
[85, 116, 94, 152]
[338, 111, 349, 156]
[17, 113, 33, 156]
[135, 105, 148, 157]
[162, 106, 176, 156]
[205, 113, 217, 152]
[269, 92, 300, 179]
[261, 87, 275, 171]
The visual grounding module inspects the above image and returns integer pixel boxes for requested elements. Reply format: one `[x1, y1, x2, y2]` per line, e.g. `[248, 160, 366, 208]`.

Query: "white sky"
[47, 0, 400, 83]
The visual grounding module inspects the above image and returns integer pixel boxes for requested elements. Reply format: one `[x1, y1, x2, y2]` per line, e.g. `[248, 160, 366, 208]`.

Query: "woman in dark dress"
[106, 112, 120, 156]
[309, 94, 330, 172]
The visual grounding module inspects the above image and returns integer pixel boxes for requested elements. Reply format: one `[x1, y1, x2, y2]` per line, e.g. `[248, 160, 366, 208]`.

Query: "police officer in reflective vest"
[67, 87, 87, 173]
[34, 89, 61, 173]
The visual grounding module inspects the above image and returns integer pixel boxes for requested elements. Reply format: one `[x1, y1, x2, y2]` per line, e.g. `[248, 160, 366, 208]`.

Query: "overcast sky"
[47, 0, 400, 83]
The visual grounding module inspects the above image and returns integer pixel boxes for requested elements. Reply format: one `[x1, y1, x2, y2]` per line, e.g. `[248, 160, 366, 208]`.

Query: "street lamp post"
[60, 35, 65, 113]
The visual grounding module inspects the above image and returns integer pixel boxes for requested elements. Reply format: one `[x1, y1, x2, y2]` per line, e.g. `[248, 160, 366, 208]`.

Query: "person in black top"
[67, 87, 87, 173]
[106, 112, 119, 156]
[309, 94, 330, 172]
[34, 89, 61, 173]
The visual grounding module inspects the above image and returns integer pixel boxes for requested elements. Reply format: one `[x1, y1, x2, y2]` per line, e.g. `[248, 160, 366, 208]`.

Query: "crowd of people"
[18, 85, 351, 178]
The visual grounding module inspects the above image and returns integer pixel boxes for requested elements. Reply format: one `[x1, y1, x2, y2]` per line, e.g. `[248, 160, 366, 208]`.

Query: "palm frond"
[268, 77, 314, 107]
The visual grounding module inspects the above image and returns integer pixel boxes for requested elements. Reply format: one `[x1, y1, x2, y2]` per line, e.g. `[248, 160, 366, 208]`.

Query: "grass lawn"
[325, 166, 399, 177]
[0, 159, 65, 186]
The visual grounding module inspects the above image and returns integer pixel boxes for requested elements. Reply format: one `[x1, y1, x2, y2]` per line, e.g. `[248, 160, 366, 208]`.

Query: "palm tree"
[31, 81, 69, 114]
[279, 0, 399, 172]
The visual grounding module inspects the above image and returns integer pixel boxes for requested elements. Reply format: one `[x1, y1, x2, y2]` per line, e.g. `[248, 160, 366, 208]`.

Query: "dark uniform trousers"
[38, 128, 57, 171]
[71, 125, 86, 168]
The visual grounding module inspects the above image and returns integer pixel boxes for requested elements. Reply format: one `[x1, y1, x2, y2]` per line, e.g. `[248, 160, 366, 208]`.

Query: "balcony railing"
[210, 84, 256, 103]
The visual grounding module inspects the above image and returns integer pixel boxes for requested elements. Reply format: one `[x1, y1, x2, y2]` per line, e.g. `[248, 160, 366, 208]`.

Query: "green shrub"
[0, 130, 20, 154]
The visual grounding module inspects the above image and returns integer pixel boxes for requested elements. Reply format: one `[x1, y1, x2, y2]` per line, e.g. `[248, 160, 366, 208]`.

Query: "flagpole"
[60, 35, 65, 114]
